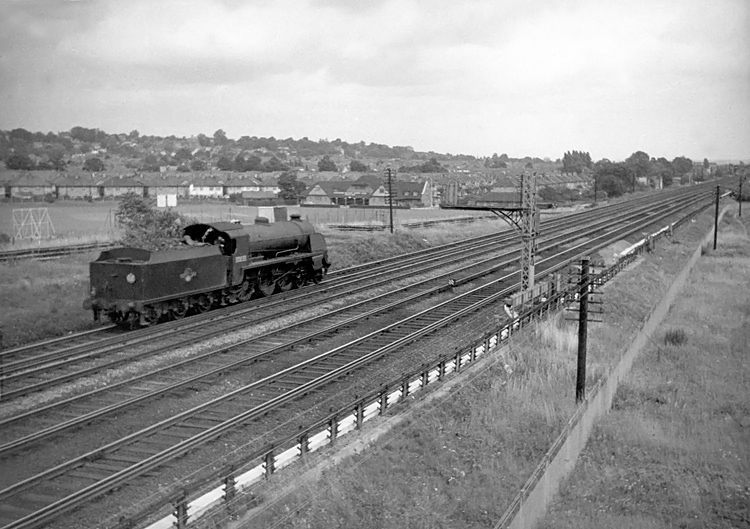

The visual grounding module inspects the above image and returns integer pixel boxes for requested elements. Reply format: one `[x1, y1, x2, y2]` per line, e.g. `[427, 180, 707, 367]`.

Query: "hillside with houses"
[0, 127, 730, 207]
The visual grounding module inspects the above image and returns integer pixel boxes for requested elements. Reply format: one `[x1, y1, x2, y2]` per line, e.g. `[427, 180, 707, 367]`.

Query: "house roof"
[470, 191, 521, 204]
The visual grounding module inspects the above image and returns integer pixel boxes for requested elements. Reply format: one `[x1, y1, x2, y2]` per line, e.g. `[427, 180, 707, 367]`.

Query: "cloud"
[0, 0, 748, 160]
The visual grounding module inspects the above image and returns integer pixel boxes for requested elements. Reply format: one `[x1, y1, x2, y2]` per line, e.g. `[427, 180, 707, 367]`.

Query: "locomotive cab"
[182, 222, 243, 256]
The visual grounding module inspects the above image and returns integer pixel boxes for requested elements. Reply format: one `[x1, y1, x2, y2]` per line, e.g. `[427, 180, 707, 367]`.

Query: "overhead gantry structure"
[440, 172, 539, 292]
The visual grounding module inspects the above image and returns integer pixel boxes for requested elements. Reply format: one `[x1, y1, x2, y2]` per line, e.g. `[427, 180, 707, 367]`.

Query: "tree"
[625, 151, 650, 180]
[174, 148, 192, 162]
[672, 156, 693, 176]
[277, 171, 306, 201]
[703, 158, 710, 169]
[263, 156, 288, 172]
[213, 129, 229, 146]
[115, 194, 192, 251]
[49, 149, 67, 171]
[562, 150, 592, 174]
[216, 156, 235, 171]
[350, 160, 370, 172]
[318, 155, 338, 172]
[141, 154, 161, 172]
[598, 174, 627, 198]
[190, 159, 207, 171]
[83, 157, 105, 172]
[595, 159, 631, 197]
[128, 130, 140, 140]
[197, 133, 211, 147]
[5, 153, 34, 170]
[9, 128, 34, 143]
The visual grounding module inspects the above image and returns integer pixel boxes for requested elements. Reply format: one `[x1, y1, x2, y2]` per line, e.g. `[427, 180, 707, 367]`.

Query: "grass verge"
[539, 210, 750, 528]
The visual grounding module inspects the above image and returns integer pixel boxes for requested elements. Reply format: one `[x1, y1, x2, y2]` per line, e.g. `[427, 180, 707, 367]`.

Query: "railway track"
[0, 183, 706, 372]
[0, 242, 116, 262]
[0, 188, 704, 406]
[0, 186, 718, 529]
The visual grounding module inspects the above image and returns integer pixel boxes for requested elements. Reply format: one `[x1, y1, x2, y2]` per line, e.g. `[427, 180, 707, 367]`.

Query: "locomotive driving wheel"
[276, 271, 295, 292]
[257, 269, 276, 297]
[233, 278, 254, 302]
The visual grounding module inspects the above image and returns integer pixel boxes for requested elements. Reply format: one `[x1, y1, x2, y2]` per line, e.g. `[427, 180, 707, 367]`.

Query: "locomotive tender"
[84, 214, 330, 325]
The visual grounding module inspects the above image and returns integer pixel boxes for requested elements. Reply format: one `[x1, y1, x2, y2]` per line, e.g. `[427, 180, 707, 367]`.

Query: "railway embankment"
[238, 204, 741, 528]
[538, 210, 750, 528]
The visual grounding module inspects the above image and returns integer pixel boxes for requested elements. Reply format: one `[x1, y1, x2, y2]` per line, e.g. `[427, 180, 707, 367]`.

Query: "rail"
[0, 242, 116, 262]
[125, 201, 698, 529]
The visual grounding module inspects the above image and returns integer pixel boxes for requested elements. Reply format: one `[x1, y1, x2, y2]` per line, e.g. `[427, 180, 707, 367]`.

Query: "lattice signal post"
[518, 172, 539, 291]
[12, 208, 55, 241]
[441, 172, 539, 292]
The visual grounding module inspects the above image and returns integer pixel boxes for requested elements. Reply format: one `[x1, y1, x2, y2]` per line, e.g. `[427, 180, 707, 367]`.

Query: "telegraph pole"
[593, 174, 597, 203]
[385, 167, 395, 233]
[738, 172, 743, 218]
[576, 257, 590, 403]
[713, 185, 720, 251]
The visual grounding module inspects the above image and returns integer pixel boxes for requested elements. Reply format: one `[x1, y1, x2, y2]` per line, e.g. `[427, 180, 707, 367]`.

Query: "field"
[0, 199, 491, 250]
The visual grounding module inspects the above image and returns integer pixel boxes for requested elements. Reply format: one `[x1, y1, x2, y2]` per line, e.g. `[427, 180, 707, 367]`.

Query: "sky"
[1, 0, 748, 162]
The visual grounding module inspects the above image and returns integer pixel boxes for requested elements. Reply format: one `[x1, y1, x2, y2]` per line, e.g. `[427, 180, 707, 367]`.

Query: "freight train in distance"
[83, 214, 331, 326]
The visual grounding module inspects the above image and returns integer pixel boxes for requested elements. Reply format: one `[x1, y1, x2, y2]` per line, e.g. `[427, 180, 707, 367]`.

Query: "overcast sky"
[1, 0, 748, 162]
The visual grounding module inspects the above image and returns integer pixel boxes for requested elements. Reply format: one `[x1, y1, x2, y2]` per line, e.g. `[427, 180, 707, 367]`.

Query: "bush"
[115, 194, 195, 250]
[664, 328, 688, 346]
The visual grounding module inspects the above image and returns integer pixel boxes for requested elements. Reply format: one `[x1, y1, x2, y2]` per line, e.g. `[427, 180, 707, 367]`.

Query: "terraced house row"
[0, 170, 282, 201]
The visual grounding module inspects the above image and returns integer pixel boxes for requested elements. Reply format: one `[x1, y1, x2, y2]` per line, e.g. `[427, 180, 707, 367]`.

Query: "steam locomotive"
[84, 214, 330, 326]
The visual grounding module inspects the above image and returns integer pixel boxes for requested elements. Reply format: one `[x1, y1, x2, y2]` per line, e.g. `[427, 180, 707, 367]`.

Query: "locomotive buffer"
[441, 172, 539, 293]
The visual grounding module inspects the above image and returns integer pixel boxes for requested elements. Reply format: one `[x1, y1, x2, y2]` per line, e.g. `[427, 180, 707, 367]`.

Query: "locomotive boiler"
[84, 214, 330, 326]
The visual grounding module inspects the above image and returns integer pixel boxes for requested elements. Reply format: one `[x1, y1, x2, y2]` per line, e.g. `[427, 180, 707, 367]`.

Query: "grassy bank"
[223, 202, 728, 528]
[539, 212, 750, 528]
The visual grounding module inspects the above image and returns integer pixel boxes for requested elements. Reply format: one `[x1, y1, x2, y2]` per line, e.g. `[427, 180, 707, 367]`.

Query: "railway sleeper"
[0, 501, 31, 516]
[67, 468, 111, 481]
[87, 460, 130, 473]
[103, 452, 144, 464]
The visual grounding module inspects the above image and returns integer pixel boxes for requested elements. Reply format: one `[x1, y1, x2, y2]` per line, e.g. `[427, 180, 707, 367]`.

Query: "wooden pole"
[713, 185, 720, 250]
[576, 257, 590, 403]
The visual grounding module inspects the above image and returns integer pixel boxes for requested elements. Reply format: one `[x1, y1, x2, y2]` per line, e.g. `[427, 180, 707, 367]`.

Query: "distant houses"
[301, 178, 434, 208]
[1, 168, 595, 208]
[0, 170, 281, 202]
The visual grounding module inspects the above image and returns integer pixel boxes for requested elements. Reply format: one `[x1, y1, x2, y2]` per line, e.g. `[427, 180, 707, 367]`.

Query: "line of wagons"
[84, 214, 331, 326]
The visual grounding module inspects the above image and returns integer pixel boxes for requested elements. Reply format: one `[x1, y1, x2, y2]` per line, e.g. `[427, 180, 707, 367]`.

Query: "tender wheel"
[257, 270, 276, 297]
[108, 310, 128, 325]
[140, 305, 161, 326]
[170, 299, 189, 320]
[193, 294, 214, 314]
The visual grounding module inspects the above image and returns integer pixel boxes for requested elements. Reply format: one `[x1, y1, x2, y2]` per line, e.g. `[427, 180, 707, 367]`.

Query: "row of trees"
[594, 152, 701, 197]
[398, 157, 446, 173]
[1, 126, 470, 168]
